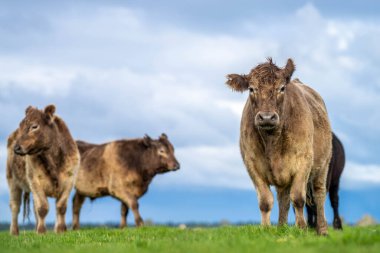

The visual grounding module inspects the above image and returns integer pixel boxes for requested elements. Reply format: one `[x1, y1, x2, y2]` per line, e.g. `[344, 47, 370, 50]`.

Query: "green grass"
[1, 225, 380, 253]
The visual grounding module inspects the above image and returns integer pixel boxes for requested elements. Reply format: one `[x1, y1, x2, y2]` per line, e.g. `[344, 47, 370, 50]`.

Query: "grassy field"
[1, 225, 379, 253]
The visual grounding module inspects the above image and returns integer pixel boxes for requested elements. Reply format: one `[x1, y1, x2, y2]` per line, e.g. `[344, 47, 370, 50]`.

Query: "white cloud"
[154, 145, 252, 190]
[341, 162, 380, 189]
[1, 2, 380, 194]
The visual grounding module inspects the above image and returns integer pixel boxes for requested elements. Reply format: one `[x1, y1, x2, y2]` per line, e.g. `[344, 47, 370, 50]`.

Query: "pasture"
[1, 225, 379, 253]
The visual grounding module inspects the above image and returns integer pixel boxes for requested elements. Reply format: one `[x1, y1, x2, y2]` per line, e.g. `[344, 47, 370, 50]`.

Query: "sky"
[1, 0, 380, 226]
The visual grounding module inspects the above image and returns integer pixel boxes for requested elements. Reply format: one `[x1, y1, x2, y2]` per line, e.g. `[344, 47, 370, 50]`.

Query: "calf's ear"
[226, 74, 249, 92]
[143, 134, 153, 147]
[283, 58, 295, 83]
[44, 104, 56, 124]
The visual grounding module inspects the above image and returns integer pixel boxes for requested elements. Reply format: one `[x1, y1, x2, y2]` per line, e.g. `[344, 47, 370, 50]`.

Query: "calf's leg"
[33, 192, 49, 234]
[120, 202, 129, 229]
[9, 184, 22, 235]
[72, 192, 85, 230]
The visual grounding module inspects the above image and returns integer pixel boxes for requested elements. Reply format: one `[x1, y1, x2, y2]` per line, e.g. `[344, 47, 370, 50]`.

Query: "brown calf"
[72, 134, 180, 229]
[226, 58, 332, 235]
[6, 105, 80, 235]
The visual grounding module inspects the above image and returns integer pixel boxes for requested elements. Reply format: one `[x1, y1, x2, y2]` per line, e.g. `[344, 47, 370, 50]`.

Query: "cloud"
[341, 162, 380, 189]
[1, 1, 380, 195]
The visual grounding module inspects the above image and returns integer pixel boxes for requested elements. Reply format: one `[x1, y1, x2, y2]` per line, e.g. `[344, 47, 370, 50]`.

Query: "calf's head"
[14, 105, 57, 156]
[143, 133, 180, 173]
[226, 58, 295, 131]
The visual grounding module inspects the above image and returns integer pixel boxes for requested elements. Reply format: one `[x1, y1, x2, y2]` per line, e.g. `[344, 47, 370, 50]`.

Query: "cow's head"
[143, 133, 180, 173]
[14, 105, 57, 156]
[226, 58, 295, 131]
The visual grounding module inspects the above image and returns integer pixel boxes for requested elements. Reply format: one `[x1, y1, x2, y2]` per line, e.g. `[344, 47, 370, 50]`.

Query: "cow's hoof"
[10, 227, 19, 236]
[37, 225, 47, 234]
[135, 218, 144, 227]
[333, 218, 343, 230]
[55, 223, 67, 233]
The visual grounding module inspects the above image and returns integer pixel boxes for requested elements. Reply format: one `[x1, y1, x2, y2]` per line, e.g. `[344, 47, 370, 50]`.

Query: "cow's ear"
[283, 58, 295, 83]
[25, 106, 33, 115]
[226, 74, 249, 92]
[143, 134, 153, 147]
[44, 104, 56, 124]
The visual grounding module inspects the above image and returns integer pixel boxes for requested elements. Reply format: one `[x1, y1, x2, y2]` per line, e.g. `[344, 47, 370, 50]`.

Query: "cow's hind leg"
[9, 184, 22, 235]
[329, 182, 343, 230]
[276, 186, 290, 226]
[313, 169, 329, 235]
[120, 202, 129, 229]
[72, 192, 85, 230]
[306, 203, 317, 228]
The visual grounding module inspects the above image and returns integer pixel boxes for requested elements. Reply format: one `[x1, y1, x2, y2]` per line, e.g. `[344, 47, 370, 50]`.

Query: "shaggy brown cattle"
[226, 58, 332, 235]
[306, 132, 345, 229]
[6, 105, 80, 235]
[72, 134, 180, 229]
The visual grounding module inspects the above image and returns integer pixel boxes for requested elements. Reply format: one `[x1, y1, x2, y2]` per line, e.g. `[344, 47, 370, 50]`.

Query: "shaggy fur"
[6, 105, 80, 235]
[72, 134, 180, 230]
[226, 58, 332, 235]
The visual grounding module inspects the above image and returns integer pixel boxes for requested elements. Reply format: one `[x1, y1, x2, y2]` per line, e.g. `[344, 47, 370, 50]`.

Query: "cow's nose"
[257, 112, 278, 122]
[255, 111, 279, 128]
[174, 163, 180, 171]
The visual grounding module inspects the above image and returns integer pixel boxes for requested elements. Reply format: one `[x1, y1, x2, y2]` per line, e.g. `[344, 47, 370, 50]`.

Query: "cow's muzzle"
[255, 111, 280, 130]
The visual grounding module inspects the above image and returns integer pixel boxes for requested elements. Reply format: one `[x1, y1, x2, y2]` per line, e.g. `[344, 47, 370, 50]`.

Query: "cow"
[72, 133, 180, 230]
[306, 132, 345, 230]
[6, 105, 80, 235]
[225, 58, 332, 235]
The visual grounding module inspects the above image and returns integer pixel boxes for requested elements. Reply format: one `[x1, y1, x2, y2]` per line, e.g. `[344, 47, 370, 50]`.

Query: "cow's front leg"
[117, 193, 143, 227]
[255, 181, 273, 226]
[120, 202, 129, 229]
[276, 186, 290, 226]
[290, 172, 308, 229]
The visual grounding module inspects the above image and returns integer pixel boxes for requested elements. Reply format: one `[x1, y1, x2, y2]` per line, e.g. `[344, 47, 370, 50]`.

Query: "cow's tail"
[22, 192, 31, 223]
[306, 182, 314, 206]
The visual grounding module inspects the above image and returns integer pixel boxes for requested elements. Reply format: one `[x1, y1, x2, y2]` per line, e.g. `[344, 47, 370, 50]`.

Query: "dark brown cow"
[226, 58, 332, 235]
[6, 105, 80, 235]
[306, 132, 345, 229]
[72, 134, 180, 229]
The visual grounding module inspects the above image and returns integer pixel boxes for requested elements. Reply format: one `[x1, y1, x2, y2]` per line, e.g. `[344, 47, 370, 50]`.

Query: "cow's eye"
[279, 85, 286, 93]
[249, 87, 256, 93]
[159, 149, 165, 154]
[30, 124, 39, 131]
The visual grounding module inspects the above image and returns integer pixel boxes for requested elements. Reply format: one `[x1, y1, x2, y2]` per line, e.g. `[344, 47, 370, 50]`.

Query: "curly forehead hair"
[249, 57, 282, 84]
